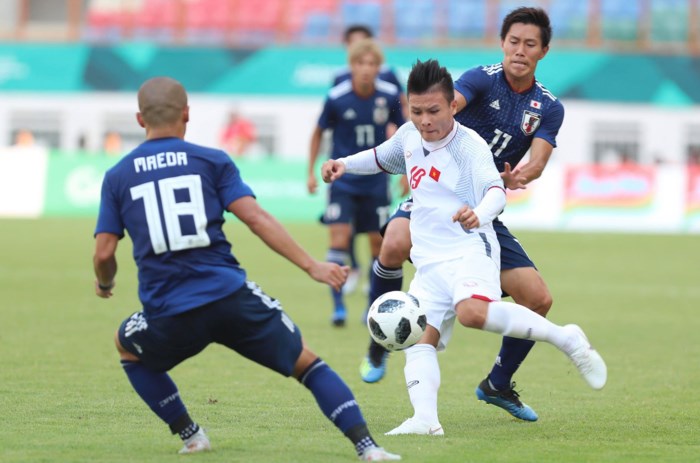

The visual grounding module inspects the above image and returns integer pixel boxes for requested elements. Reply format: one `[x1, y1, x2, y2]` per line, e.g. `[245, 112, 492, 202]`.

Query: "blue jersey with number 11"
[454, 63, 565, 173]
[95, 137, 253, 319]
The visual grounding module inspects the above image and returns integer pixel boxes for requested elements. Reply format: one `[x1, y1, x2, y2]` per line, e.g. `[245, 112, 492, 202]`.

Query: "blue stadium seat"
[549, 1, 589, 41]
[392, 0, 435, 45]
[341, 1, 382, 36]
[600, 0, 641, 41]
[649, 0, 688, 43]
[300, 13, 333, 42]
[447, 0, 486, 40]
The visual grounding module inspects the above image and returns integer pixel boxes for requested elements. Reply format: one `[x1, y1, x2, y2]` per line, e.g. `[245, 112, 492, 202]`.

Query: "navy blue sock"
[299, 358, 366, 436]
[349, 234, 359, 270]
[326, 248, 348, 310]
[368, 258, 403, 305]
[487, 337, 536, 390]
[121, 361, 190, 431]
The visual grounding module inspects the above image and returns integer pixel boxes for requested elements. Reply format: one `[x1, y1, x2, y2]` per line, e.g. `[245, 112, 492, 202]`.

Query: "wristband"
[98, 281, 114, 291]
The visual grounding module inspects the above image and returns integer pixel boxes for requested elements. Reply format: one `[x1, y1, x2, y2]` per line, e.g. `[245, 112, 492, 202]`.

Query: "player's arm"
[307, 125, 324, 194]
[321, 148, 380, 183]
[510, 137, 554, 186]
[452, 186, 506, 229]
[93, 232, 119, 298]
[227, 196, 348, 291]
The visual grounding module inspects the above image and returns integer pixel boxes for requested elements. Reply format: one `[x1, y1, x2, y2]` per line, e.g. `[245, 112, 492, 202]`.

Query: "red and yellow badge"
[429, 166, 441, 182]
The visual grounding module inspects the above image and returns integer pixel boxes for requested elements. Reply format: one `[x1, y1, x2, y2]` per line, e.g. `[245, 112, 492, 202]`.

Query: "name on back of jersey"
[134, 151, 188, 173]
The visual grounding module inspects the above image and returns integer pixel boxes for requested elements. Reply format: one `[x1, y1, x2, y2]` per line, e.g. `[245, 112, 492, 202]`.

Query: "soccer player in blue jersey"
[332, 25, 410, 297]
[308, 38, 405, 327]
[360, 7, 566, 422]
[93, 77, 400, 461]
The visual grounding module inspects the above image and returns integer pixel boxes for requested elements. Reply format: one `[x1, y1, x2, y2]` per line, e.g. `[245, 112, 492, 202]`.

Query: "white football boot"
[563, 324, 608, 390]
[385, 417, 444, 436]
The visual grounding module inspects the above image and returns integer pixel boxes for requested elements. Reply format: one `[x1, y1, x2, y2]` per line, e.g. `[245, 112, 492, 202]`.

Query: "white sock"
[403, 343, 440, 424]
[483, 301, 572, 351]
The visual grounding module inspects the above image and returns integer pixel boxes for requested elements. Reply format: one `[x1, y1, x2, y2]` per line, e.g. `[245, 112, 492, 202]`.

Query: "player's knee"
[456, 299, 488, 328]
[379, 236, 410, 267]
[517, 288, 553, 316]
[293, 344, 319, 379]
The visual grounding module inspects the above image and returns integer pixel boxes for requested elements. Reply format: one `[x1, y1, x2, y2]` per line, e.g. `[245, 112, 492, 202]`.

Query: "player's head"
[136, 77, 189, 134]
[406, 59, 456, 143]
[500, 7, 551, 81]
[343, 24, 374, 47]
[348, 38, 383, 87]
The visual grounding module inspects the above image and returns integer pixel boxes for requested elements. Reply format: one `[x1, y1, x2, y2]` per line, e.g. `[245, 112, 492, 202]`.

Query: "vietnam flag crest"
[429, 166, 441, 182]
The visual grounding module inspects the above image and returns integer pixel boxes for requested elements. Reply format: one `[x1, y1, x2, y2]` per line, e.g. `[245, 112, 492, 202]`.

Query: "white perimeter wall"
[0, 93, 696, 164]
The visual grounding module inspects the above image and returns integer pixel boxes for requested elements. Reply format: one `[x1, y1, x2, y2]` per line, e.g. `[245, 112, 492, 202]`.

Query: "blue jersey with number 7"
[95, 137, 251, 318]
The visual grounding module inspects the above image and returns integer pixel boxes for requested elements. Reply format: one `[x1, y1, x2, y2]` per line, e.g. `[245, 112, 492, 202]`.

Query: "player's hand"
[95, 279, 115, 298]
[321, 160, 346, 183]
[307, 173, 318, 194]
[452, 205, 480, 229]
[501, 162, 527, 190]
[308, 261, 349, 292]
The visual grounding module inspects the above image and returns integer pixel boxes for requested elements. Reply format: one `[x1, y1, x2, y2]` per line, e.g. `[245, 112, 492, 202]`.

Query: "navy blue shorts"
[118, 281, 303, 375]
[385, 198, 535, 270]
[320, 187, 391, 233]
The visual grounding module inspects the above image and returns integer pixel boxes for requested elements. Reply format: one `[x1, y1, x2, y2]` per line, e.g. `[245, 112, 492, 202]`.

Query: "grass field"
[1, 218, 699, 463]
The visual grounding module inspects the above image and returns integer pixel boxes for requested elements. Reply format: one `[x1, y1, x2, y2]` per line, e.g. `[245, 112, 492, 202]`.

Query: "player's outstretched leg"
[299, 357, 400, 461]
[479, 301, 607, 390]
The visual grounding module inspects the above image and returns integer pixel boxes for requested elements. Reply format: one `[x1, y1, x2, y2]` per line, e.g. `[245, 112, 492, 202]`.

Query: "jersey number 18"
[130, 174, 211, 254]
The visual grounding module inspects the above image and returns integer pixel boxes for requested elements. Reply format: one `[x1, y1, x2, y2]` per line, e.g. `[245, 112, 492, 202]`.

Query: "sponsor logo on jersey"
[521, 110, 541, 136]
[489, 99, 501, 110]
[343, 108, 357, 120]
[429, 166, 441, 182]
[530, 99, 541, 109]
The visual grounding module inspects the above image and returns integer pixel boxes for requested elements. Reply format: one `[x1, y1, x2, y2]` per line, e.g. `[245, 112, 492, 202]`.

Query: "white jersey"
[372, 121, 504, 268]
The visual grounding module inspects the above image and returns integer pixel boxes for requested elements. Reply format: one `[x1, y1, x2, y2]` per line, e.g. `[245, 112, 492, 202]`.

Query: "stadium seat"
[649, 0, 688, 43]
[600, 0, 641, 42]
[549, 1, 589, 41]
[131, 0, 177, 42]
[231, 0, 283, 46]
[446, 0, 486, 40]
[340, 1, 382, 38]
[392, 0, 436, 45]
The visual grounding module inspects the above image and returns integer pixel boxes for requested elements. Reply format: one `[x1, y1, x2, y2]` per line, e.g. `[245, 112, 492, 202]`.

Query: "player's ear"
[136, 112, 146, 128]
[540, 45, 549, 60]
[183, 106, 190, 124]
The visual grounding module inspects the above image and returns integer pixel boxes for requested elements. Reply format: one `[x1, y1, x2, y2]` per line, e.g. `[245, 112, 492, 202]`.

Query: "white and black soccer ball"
[367, 291, 427, 351]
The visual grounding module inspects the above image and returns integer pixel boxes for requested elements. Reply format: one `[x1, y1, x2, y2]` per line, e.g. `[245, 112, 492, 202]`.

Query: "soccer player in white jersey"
[321, 59, 607, 436]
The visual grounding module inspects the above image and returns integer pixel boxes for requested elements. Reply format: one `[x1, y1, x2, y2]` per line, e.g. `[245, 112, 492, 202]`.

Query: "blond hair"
[347, 38, 384, 65]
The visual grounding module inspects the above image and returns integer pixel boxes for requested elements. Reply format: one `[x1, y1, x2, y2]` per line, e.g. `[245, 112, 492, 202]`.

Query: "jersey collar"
[421, 121, 459, 154]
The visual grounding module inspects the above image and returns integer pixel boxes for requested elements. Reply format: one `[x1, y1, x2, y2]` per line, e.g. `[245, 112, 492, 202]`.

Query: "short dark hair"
[407, 59, 454, 102]
[343, 24, 374, 43]
[500, 7, 552, 48]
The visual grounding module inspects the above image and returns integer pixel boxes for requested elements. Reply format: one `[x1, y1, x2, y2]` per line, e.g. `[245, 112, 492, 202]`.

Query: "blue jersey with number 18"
[95, 137, 252, 319]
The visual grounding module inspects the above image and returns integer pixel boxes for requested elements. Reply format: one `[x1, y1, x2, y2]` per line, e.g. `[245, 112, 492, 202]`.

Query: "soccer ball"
[367, 291, 427, 351]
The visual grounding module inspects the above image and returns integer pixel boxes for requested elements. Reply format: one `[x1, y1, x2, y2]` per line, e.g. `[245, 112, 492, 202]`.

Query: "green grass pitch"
[1, 218, 698, 462]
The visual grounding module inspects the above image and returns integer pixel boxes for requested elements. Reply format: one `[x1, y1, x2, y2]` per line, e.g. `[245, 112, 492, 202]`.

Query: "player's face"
[501, 22, 549, 83]
[408, 88, 457, 142]
[351, 52, 381, 87]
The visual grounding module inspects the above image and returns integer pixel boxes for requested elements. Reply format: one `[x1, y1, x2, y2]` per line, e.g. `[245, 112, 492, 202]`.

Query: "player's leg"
[455, 293, 607, 391]
[343, 228, 361, 295]
[386, 261, 453, 436]
[219, 281, 399, 461]
[360, 202, 412, 383]
[476, 221, 553, 420]
[116, 312, 210, 454]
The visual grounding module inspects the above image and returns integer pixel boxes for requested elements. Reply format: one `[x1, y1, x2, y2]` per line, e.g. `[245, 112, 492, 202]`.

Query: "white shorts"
[408, 252, 501, 351]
